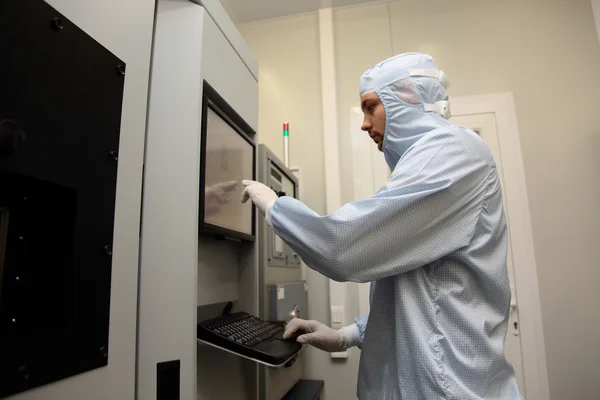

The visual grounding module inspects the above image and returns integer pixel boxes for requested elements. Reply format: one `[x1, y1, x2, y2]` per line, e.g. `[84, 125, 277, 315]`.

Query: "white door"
[350, 108, 525, 395]
[450, 112, 525, 394]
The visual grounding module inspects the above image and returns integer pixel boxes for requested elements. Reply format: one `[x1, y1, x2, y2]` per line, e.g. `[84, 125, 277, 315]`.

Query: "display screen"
[203, 106, 253, 236]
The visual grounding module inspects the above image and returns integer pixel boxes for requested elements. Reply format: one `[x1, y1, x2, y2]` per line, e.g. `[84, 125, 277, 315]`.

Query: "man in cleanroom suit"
[241, 53, 523, 399]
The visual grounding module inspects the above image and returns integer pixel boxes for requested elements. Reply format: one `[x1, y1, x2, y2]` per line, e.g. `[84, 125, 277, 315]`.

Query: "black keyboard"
[197, 312, 302, 366]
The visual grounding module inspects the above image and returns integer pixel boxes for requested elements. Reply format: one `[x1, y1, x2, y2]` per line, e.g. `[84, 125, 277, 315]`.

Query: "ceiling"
[219, 0, 389, 24]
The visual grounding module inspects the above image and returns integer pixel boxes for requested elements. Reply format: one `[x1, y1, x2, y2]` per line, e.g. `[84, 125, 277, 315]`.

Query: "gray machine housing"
[257, 144, 307, 400]
[268, 281, 308, 322]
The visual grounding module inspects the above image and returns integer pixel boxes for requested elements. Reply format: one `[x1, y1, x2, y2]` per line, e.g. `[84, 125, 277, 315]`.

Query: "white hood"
[360, 53, 452, 169]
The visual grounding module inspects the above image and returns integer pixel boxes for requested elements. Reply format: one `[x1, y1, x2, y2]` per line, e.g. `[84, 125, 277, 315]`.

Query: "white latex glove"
[283, 318, 347, 353]
[240, 180, 278, 216]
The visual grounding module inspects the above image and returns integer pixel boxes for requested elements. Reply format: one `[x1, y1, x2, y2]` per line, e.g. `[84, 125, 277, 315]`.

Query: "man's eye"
[367, 105, 374, 112]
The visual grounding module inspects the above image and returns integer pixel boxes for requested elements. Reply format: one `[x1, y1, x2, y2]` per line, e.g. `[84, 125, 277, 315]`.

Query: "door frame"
[349, 93, 550, 400]
[451, 93, 549, 400]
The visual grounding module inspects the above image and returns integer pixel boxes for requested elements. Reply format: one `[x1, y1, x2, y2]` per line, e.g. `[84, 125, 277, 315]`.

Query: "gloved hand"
[240, 180, 278, 216]
[283, 318, 347, 353]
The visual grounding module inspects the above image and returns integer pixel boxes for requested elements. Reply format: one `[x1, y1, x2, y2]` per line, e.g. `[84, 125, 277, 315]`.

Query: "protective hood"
[360, 53, 452, 169]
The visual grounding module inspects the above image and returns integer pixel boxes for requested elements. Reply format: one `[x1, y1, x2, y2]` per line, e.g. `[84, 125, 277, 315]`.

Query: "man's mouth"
[369, 133, 384, 151]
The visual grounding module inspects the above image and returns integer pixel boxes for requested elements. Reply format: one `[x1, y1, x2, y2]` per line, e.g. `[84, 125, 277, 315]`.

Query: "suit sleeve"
[270, 132, 492, 283]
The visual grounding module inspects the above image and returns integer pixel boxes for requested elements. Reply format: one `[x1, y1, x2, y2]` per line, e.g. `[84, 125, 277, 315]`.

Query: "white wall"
[334, 3, 393, 206]
[238, 14, 362, 400]
[334, 1, 600, 399]
[7, 0, 155, 399]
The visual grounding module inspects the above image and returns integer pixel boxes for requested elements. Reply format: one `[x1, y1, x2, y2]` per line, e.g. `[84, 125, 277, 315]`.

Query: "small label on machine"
[277, 285, 285, 300]
[275, 234, 284, 253]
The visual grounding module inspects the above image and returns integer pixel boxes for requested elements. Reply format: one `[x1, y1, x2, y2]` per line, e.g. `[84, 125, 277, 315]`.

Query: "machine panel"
[261, 148, 300, 269]
[257, 144, 306, 400]
[0, 0, 125, 396]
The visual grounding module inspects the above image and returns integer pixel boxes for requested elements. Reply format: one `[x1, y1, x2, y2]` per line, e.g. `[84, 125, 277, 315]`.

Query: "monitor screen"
[201, 83, 255, 240]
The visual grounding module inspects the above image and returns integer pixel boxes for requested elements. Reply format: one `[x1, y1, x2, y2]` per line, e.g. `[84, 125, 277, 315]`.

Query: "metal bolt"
[104, 245, 112, 256]
[109, 151, 118, 161]
[15, 276, 20, 282]
[116, 65, 125, 76]
[51, 18, 64, 31]
[19, 236, 23, 240]
[100, 346, 108, 359]
[11, 318, 16, 323]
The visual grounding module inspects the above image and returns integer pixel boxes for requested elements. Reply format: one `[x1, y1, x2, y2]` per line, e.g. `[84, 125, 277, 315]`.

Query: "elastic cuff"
[265, 200, 276, 227]
[340, 323, 360, 349]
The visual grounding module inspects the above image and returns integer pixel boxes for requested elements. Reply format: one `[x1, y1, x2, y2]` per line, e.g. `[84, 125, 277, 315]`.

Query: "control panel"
[267, 162, 300, 268]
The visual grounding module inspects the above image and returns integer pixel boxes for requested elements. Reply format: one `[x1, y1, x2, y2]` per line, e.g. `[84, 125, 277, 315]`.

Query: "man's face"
[360, 92, 386, 152]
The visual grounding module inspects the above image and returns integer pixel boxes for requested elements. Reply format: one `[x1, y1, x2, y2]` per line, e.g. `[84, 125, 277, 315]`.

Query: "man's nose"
[361, 118, 370, 132]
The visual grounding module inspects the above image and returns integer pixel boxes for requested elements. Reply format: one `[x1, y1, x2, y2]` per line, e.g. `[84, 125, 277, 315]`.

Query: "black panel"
[281, 379, 324, 400]
[156, 360, 180, 400]
[0, 0, 125, 397]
